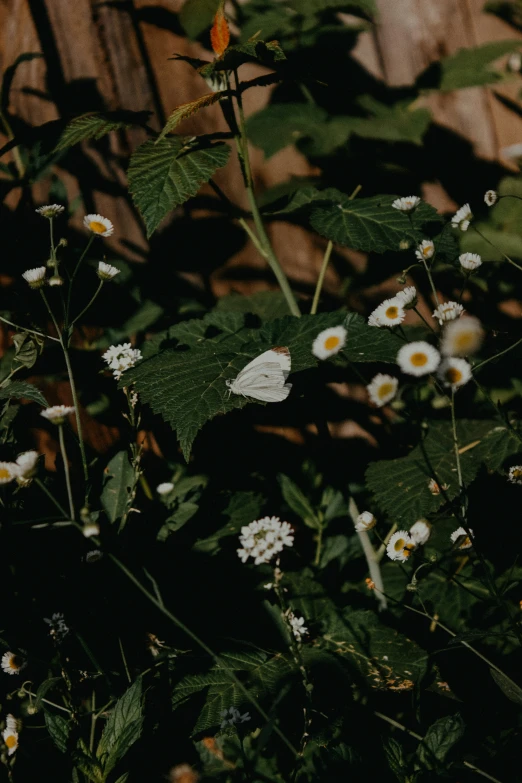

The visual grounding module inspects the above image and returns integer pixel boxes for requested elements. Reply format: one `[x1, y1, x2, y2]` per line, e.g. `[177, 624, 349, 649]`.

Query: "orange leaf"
[210, 7, 230, 57]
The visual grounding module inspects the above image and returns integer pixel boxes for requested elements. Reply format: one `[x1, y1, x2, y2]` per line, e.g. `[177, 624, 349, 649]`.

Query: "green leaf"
[246, 103, 329, 158]
[158, 93, 224, 141]
[383, 737, 409, 782]
[348, 97, 431, 146]
[416, 714, 465, 770]
[96, 300, 164, 350]
[36, 677, 64, 710]
[198, 39, 286, 79]
[318, 533, 362, 569]
[101, 451, 135, 525]
[193, 491, 264, 554]
[292, 0, 376, 15]
[11, 333, 44, 369]
[342, 312, 403, 363]
[158, 501, 200, 541]
[490, 669, 522, 705]
[54, 111, 151, 151]
[44, 711, 70, 753]
[278, 473, 320, 529]
[417, 564, 487, 628]
[0, 380, 47, 407]
[127, 137, 231, 237]
[215, 291, 292, 320]
[436, 40, 521, 91]
[97, 677, 143, 776]
[179, 0, 221, 38]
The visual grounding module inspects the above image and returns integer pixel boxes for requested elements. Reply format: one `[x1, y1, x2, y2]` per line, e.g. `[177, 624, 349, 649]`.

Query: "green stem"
[412, 306, 436, 333]
[420, 257, 440, 307]
[66, 234, 94, 325]
[108, 553, 298, 756]
[119, 637, 132, 684]
[473, 335, 522, 372]
[348, 497, 387, 611]
[58, 424, 75, 521]
[69, 281, 104, 328]
[20, 687, 72, 715]
[89, 690, 96, 753]
[0, 314, 59, 342]
[310, 241, 333, 315]
[313, 522, 323, 567]
[450, 390, 466, 519]
[35, 477, 69, 519]
[49, 217, 57, 265]
[473, 225, 522, 272]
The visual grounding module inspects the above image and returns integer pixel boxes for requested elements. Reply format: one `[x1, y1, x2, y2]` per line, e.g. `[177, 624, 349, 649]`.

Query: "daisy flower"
[366, 374, 398, 407]
[440, 316, 483, 357]
[409, 519, 431, 546]
[40, 406, 75, 425]
[220, 707, 251, 728]
[288, 612, 308, 639]
[2, 725, 18, 756]
[237, 516, 294, 565]
[22, 267, 46, 289]
[396, 286, 417, 309]
[49, 274, 64, 287]
[97, 261, 120, 281]
[508, 465, 522, 485]
[397, 341, 441, 377]
[415, 240, 435, 261]
[459, 253, 482, 271]
[102, 343, 143, 380]
[391, 196, 421, 212]
[432, 301, 464, 325]
[0, 462, 19, 485]
[484, 190, 498, 207]
[386, 530, 415, 562]
[450, 526, 474, 550]
[1, 652, 24, 676]
[437, 358, 472, 390]
[368, 297, 405, 328]
[451, 203, 473, 231]
[15, 451, 39, 486]
[83, 214, 114, 237]
[157, 482, 174, 496]
[312, 326, 347, 360]
[82, 522, 100, 538]
[354, 511, 376, 532]
[35, 204, 65, 218]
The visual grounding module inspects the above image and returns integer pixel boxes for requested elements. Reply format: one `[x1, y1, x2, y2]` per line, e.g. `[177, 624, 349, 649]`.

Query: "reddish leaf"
[210, 7, 230, 57]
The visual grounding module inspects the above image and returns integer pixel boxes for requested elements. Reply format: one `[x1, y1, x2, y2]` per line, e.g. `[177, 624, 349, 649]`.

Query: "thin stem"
[472, 225, 522, 272]
[412, 306, 436, 333]
[313, 522, 323, 566]
[420, 258, 440, 307]
[348, 498, 387, 610]
[49, 217, 56, 264]
[20, 687, 72, 716]
[450, 390, 466, 519]
[473, 335, 522, 372]
[118, 637, 132, 684]
[61, 341, 89, 484]
[35, 477, 69, 519]
[310, 241, 333, 315]
[0, 314, 59, 342]
[108, 553, 298, 756]
[58, 424, 75, 521]
[66, 234, 95, 325]
[69, 281, 104, 328]
[89, 690, 96, 753]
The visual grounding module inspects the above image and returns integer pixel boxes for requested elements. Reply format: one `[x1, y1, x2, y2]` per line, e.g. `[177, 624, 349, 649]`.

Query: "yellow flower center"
[5, 735, 16, 749]
[378, 383, 394, 399]
[324, 335, 340, 350]
[513, 469, 522, 479]
[385, 306, 399, 319]
[0, 468, 11, 480]
[455, 332, 474, 351]
[446, 367, 462, 384]
[410, 352, 428, 367]
[8, 656, 19, 670]
[422, 246, 431, 257]
[394, 538, 405, 552]
[89, 220, 107, 234]
[460, 537, 471, 548]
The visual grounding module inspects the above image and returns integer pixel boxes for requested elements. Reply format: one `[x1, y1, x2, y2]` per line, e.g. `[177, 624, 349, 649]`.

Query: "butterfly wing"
[228, 347, 292, 402]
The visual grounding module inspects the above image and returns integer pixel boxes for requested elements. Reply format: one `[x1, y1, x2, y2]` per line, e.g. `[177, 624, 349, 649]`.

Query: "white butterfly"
[226, 346, 292, 402]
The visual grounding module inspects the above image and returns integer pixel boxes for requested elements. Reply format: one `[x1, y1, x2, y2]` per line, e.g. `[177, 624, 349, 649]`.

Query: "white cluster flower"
[102, 343, 143, 380]
[437, 358, 472, 390]
[15, 451, 39, 486]
[432, 301, 464, 325]
[484, 190, 498, 207]
[83, 213, 114, 237]
[459, 253, 482, 271]
[392, 196, 421, 212]
[451, 203, 473, 231]
[450, 526, 474, 550]
[368, 297, 405, 328]
[395, 286, 417, 308]
[97, 261, 120, 281]
[312, 326, 347, 360]
[386, 530, 415, 562]
[157, 482, 174, 496]
[237, 516, 294, 565]
[40, 405, 75, 425]
[1, 652, 24, 676]
[22, 266, 46, 289]
[220, 707, 251, 729]
[44, 613, 69, 643]
[366, 374, 398, 407]
[508, 465, 522, 485]
[409, 519, 431, 546]
[288, 612, 308, 640]
[397, 341, 441, 377]
[35, 204, 65, 218]
[415, 240, 435, 261]
[354, 511, 376, 532]
[440, 316, 483, 357]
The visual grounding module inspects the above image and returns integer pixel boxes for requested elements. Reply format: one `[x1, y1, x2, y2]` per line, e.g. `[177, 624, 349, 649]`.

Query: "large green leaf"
[0, 380, 47, 407]
[100, 450, 135, 525]
[348, 97, 431, 146]
[416, 714, 465, 771]
[54, 111, 151, 151]
[193, 491, 264, 554]
[158, 93, 224, 141]
[97, 677, 143, 776]
[436, 40, 521, 91]
[342, 312, 403, 363]
[179, 0, 221, 38]
[215, 291, 292, 320]
[44, 711, 70, 754]
[278, 473, 320, 529]
[127, 137, 231, 237]
[246, 103, 330, 158]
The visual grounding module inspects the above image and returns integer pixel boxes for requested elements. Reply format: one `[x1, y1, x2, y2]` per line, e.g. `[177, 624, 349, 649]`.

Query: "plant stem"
[58, 424, 75, 521]
[0, 314, 59, 342]
[348, 497, 387, 610]
[420, 258, 440, 307]
[69, 281, 103, 328]
[450, 390, 466, 520]
[473, 335, 522, 372]
[20, 687, 72, 715]
[35, 477, 69, 519]
[66, 234, 95, 325]
[472, 225, 522, 272]
[412, 306, 436, 333]
[232, 71, 300, 317]
[310, 241, 333, 315]
[313, 522, 323, 566]
[89, 690, 96, 753]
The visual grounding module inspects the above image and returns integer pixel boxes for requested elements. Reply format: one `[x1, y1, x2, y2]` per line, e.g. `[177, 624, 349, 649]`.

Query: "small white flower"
[22, 266, 46, 289]
[2, 726, 18, 756]
[97, 261, 120, 281]
[157, 482, 174, 496]
[368, 297, 405, 328]
[397, 341, 441, 377]
[0, 462, 19, 484]
[354, 511, 376, 532]
[459, 252, 482, 271]
[49, 274, 64, 287]
[450, 526, 474, 550]
[82, 522, 100, 538]
[5, 715, 17, 732]
[484, 190, 498, 207]
[312, 326, 347, 360]
[508, 465, 522, 485]
[237, 516, 294, 565]
[102, 343, 142, 380]
[451, 203, 473, 231]
[440, 316, 483, 357]
[395, 286, 417, 308]
[44, 613, 69, 642]
[428, 478, 449, 495]
[288, 612, 308, 639]
[220, 707, 251, 729]
[437, 358, 472, 390]
[1, 652, 24, 676]
[409, 519, 431, 546]
[366, 374, 398, 407]
[35, 204, 65, 218]
[83, 213, 114, 237]
[432, 301, 464, 325]
[40, 405, 75, 425]
[15, 451, 39, 486]
[392, 196, 421, 212]
[386, 530, 415, 562]
[415, 240, 435, 262]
